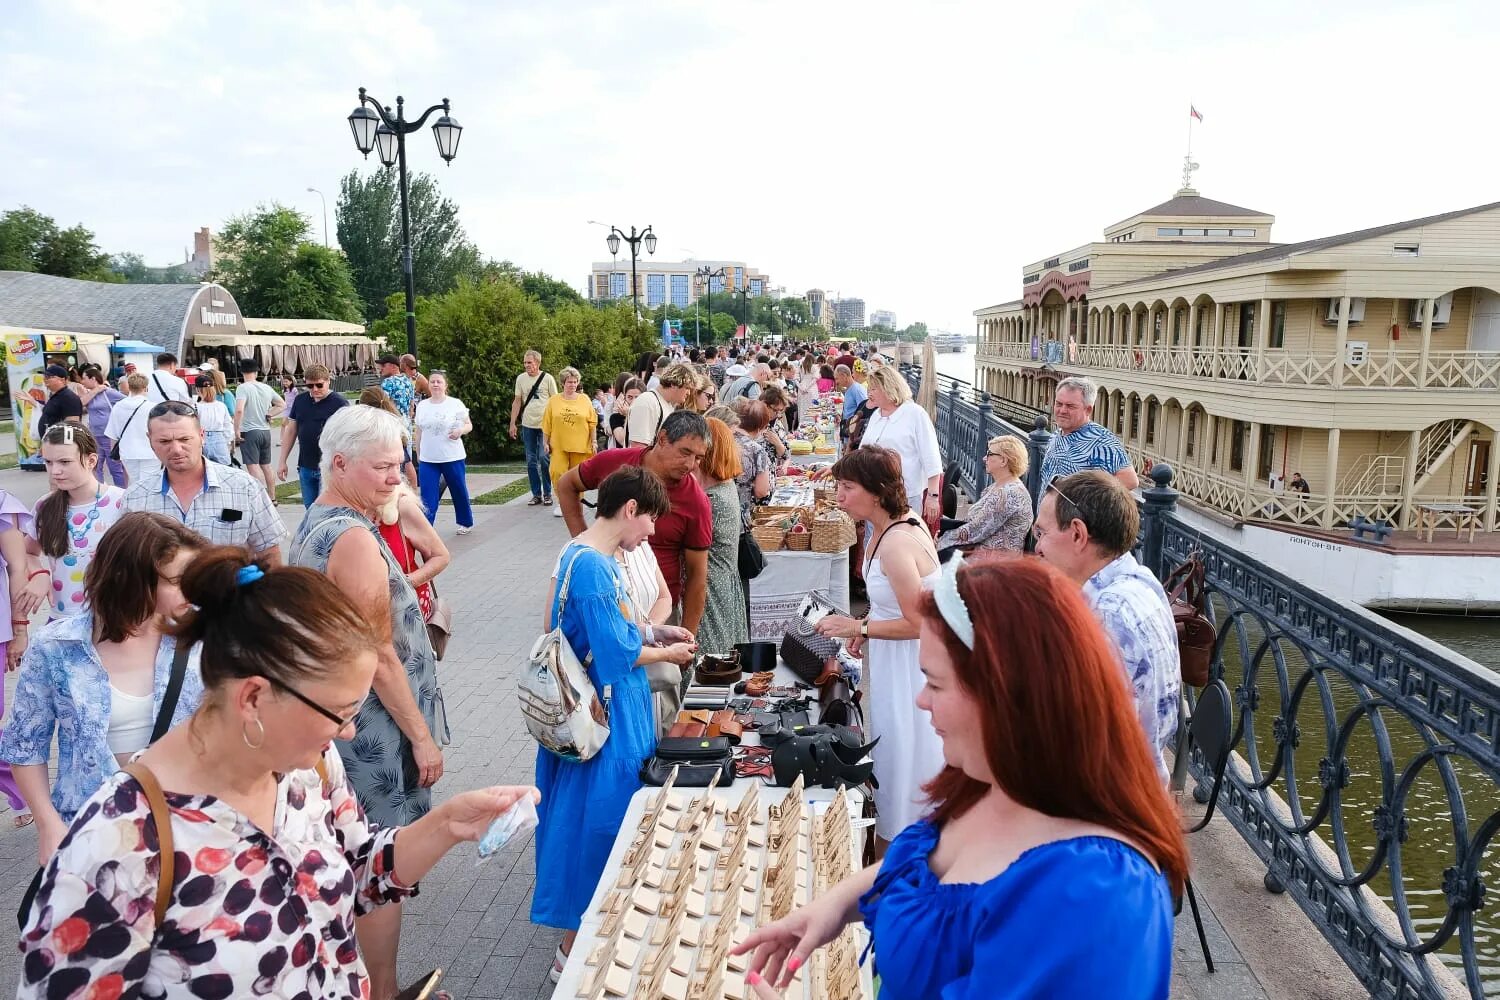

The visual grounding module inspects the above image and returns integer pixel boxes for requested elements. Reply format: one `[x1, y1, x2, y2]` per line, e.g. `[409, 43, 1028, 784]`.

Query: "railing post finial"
[1025, 415, 1053, 506]
[1140, 462, 1179, 576]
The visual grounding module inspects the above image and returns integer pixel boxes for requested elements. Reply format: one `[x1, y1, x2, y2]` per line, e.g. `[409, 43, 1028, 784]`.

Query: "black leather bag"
[738, 530, 766, 580]
[640, 735, 735, 786]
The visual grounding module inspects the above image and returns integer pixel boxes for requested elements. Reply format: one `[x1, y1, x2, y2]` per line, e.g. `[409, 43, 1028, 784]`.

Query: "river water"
[931, 345, 1500, 990]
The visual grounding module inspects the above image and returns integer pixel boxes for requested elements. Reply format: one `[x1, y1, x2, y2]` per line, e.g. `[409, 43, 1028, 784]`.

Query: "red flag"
[1190, 106, 1204, 122]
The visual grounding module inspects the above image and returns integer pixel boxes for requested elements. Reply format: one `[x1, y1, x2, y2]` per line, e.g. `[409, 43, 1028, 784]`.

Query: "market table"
[748, 479, 853, 642]
[552, 784, 872, 1000]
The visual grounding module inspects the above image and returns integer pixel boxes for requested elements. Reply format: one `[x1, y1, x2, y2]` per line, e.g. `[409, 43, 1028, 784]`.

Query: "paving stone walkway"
[0, 485, 1273, 998]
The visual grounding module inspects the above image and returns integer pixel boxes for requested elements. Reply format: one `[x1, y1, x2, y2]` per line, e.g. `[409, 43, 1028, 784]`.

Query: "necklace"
[67, 485, 106, 546]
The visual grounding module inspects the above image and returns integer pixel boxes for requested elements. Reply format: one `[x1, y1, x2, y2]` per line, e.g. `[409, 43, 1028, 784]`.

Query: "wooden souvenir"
[621, 909, 650, 941]
[728, 783, 759, 827]
[649, 767, 679, 813]
[630, 885, 661, 915]
[587, 918, 624, 966]
[650, 903, 684, 947]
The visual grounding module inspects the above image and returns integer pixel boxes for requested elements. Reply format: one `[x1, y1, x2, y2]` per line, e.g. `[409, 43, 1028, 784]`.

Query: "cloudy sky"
[4, 0, 1499, 333]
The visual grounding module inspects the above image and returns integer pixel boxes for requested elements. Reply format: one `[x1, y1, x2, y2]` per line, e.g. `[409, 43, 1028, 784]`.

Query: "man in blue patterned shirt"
[1039, 376, 1138, 504]
[378, 355, 418, 488]
[1034, 470, 1180, 779]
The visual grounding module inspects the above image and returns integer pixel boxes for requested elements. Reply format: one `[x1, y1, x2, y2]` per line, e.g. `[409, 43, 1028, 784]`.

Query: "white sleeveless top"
[107, 684, 154, 757]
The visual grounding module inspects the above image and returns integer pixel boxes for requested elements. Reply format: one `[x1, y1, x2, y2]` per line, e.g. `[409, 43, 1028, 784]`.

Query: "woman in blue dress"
[532, 465, 697, 982]
[735, 553, 1188, 999]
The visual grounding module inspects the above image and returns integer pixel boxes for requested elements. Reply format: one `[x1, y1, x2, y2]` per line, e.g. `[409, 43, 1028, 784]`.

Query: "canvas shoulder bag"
[519, 545, 611, 762]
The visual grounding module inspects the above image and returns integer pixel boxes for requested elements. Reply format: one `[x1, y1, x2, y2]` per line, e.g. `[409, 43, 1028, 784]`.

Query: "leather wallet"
[708, 709, 743, 744]
[667, 721, 707, 739]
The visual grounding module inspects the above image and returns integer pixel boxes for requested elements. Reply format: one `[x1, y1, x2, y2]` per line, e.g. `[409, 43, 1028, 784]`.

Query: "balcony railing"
[975, 341, 1500, 391]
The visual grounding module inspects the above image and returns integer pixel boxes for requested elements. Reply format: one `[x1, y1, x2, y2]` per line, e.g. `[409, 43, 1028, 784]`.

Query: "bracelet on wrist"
[11, 620, 27, 627]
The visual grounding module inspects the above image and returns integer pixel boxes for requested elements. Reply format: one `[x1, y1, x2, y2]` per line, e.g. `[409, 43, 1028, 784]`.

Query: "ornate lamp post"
[696, 265, 726, 345]
[604, 225, 657, 322]
[347, 87, 463, 356]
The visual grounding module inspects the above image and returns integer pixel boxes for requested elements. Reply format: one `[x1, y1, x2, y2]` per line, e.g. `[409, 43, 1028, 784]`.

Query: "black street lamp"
[604, 225, 657, 322]
[696, 266, 726, 344]
[347, 87, 463, 357]
[739, 285, 750, 332]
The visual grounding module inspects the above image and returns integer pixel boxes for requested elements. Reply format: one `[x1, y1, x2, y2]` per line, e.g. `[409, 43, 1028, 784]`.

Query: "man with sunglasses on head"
[1032, 470, 1178, 778]
[124, 400, 285, 562]
[277, 364, 349, 508]
[1039, 376, 1138, 504]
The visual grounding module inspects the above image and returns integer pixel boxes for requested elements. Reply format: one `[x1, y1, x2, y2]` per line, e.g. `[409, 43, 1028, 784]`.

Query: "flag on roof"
[1190, 106, 1203, 122]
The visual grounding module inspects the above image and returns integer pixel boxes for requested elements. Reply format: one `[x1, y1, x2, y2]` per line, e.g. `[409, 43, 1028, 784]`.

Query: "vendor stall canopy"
[0, 271, 376, 370]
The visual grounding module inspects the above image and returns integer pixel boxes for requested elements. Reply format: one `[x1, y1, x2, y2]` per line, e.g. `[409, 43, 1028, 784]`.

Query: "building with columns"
[975, 190, 1500, 542]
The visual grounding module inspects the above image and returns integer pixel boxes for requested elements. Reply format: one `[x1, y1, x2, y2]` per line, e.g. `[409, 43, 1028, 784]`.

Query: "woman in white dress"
[858, 365, 943, 530]
[815, 445, 944, 847]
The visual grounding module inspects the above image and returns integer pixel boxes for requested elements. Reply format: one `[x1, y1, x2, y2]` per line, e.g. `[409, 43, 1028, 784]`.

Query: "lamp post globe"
[374, 121, 399, 167]
[644, 231, 658, 255]
[431, 113, 462, 162]
[348, 105, 379, 156]
[606, 232, 621, 256]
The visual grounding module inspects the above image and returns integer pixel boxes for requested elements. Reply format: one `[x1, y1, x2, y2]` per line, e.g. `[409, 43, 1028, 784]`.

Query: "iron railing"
[923, 378, 1500, 998]
[898, 364, 1050, 500]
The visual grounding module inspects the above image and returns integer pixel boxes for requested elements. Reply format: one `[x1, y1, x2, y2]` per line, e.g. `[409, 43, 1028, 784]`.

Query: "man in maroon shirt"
[556, 410, 712, 632]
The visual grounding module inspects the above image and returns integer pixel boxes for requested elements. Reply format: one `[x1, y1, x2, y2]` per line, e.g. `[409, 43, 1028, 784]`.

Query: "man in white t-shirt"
[103, 372, 159, 487]
[144, 353, 193, 405]
[626, 363, 695, 447]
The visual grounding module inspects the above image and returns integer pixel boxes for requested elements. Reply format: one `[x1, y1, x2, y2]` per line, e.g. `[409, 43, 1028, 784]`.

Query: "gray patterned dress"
[696, 480, 748, 655]
[291, 504, 446, 827]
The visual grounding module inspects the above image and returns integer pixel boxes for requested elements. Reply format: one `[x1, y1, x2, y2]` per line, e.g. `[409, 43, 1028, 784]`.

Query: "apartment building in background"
[586, 259, 772, 308]
[870, 309, 897, 329]
[806, 288, 835, 331]
[834, 297, 866, 330]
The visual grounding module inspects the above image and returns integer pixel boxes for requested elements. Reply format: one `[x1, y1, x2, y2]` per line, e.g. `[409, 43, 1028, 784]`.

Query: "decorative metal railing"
[977, 340, 1500, 391]
[898, 365, 1049, 501]
[922, 377, 1500, 997]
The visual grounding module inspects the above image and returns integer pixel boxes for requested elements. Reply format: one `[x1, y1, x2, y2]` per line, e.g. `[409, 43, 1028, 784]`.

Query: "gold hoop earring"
[242, 717, 265, 750]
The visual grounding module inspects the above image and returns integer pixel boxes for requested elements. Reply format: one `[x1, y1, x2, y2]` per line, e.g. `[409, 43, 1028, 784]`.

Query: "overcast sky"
[4, 0, 1500, 334]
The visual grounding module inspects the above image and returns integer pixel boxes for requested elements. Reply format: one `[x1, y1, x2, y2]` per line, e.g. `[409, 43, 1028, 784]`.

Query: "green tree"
[335, 168, 482, 320]
[0, 207, 118, 280]
[520, 271, 584, 313]
[402, 279, 655, 459]
[211, 204, 363, 323]
[899, 321, 929, 341]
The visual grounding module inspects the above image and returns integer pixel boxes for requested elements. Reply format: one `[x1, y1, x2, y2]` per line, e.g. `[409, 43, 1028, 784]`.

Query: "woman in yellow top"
[542, 366, 598, 517]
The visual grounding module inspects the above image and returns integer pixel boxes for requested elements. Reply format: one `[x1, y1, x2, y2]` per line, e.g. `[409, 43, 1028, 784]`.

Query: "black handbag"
[641, 735, 735, 786]
[738, 529, 766, 580]
[779, 592, 842, 686]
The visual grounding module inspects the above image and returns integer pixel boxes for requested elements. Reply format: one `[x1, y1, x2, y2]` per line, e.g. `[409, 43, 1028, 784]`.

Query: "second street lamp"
[696, 266, 726, 345]
[604, 225, 656, 322]
[347, 87, 463, 356]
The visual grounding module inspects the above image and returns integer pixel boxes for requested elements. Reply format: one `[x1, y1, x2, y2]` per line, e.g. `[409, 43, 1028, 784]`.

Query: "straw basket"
[811, 511, 857, 552]
[751, 522, 787, 551]
[786, 528, 812, 551]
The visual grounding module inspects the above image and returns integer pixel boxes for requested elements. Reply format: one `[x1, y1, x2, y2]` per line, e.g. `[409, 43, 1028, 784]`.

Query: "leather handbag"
[640, 735, 735, 787]
[738, 529, 766, 580]
[1163, 552, 1216, 688]
[779, 592, 843, 686]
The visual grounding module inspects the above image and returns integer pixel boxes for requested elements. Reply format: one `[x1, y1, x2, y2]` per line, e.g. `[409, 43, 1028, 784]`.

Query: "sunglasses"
[305, 381, 328, 389]
[148, 401, 197, 419]
[267, 675, 362, 729]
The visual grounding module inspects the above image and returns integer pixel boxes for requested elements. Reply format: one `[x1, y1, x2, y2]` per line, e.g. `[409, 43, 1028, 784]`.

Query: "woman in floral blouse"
[18, 546, 538, 1000]
[937, 436, 1034, 556]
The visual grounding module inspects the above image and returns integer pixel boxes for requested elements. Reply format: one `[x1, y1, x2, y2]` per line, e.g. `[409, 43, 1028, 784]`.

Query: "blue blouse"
[858, 820, 1174, 999]
[0, 612, 203, 822]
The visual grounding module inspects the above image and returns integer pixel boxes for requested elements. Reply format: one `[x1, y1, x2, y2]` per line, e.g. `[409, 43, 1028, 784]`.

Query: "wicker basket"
[810, 511, 857, 552]
[786, 528, 812, 551]
[751, 523, 787, 550]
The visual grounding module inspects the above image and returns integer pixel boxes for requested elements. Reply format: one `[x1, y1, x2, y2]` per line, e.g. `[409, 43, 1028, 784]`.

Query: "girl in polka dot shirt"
[23, 424, 127, 619]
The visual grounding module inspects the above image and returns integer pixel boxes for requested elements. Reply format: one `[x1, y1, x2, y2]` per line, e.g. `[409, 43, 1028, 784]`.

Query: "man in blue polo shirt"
[833, 364, 865, 447]
[1038, 376, 1139, 502]
[276, 364, 349, 507]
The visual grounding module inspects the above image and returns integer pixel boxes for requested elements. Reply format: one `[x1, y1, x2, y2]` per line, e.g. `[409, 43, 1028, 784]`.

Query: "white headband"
[933, 551, 975, 650]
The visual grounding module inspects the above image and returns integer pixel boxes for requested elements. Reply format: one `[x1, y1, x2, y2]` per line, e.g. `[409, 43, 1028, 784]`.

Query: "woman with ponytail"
[23, 424, 128, 619]
[16, 544, 537, 1000]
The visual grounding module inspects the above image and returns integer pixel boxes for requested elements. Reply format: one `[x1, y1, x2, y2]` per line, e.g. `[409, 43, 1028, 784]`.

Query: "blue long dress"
[531, 542, 654, 930]
[858, 821, 1174, 999]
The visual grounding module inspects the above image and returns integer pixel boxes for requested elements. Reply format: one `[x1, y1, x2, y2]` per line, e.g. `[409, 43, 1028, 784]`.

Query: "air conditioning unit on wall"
[1325, 297, 1367, 323]
[1407, 293, 1454, 326]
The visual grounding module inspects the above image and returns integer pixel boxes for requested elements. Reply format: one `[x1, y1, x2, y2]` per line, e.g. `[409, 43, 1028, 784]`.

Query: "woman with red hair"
[737, 553, 1185, 998]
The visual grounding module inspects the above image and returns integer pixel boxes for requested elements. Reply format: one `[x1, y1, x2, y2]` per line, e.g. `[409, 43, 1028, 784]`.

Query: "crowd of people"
[0, 332, 1190, 998]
